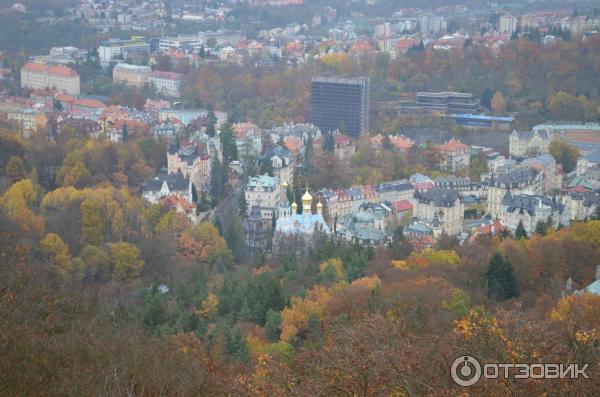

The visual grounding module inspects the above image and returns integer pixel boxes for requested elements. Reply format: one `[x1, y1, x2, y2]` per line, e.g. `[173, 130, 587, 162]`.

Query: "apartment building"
[21, 63, 80, 96]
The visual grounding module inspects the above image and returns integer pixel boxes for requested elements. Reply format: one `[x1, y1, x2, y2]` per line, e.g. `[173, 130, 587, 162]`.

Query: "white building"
[141, 172, 193, 204]
[148, 71, 185, 98]
[576, 149, 600, 176]
[112, 63, 151, 87]
[414, 188, 464, 236]
[98, 39, 150, 67]
[499, 15, 518, 33]
[487, 167, 543, 219]
[245, 174, 280, 220]
[500, 193, 568, 235]
[159, 35, 203, 52]
[509, 129, 552, 157]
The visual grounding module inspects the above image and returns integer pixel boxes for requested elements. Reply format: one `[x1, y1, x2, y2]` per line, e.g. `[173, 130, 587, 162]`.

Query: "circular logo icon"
[451, 355, 482, 387]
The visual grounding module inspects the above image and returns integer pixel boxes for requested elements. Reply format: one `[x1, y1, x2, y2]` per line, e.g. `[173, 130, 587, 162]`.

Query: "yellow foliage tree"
[56, 151, 91, 187]
[40, 233, 73, 279]
[110, 242, 144, 281]
[81, 198, 105, 246]
[0, 179, 45, 236]
[198, 292, 219, 318]
[319, 258, 346, 281]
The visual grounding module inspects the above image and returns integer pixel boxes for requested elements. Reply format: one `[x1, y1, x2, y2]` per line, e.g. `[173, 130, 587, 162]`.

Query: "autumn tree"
[179, 223, 233, 268]
[549, 140, 580, 173]
[0, 179, 45, 236]
[40, 233, 73, 279]
[491, 91, 507, 114]
[5, 156, 26, 182]
[79, 245, 112, 281]
[110, 242, 144, 281]
[81, 198, 105, 246]
[56, 151, 91, 187]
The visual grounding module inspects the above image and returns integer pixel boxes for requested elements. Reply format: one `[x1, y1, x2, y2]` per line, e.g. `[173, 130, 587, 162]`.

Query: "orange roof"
[22, 62, 78, 77]
[161, 195, 196, 213]
[232, 122, 260, 138]
[55, 93, 75, 103]
[371, 134, 414, 151]
[73, 98, 105, 109]
[314, 134, 354, 148]
[439, 138, 469, 152]
[283, 136, 303, 156]
[350, 40, 375, 53]
[396, 39, 416, 50]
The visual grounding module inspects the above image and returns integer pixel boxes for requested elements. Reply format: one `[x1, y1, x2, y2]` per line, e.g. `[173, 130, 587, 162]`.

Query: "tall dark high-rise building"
[310, 76, 369, 138]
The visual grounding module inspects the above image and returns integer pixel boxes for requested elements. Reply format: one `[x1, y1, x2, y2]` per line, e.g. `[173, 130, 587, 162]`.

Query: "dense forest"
[175, 35, 600, 131]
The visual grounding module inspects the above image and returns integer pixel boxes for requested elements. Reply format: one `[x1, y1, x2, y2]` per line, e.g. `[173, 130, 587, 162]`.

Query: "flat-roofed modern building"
[98, 39, 150, 67]
[310, 76, 369, 138]
[416, 91, 479, 113]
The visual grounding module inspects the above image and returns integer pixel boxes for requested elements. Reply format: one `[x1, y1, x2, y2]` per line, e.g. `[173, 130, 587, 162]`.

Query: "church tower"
[302, 186, 313, 216]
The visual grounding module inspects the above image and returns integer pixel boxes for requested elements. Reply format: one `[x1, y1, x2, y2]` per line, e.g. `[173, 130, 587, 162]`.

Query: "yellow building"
[6, 108, 47, 137]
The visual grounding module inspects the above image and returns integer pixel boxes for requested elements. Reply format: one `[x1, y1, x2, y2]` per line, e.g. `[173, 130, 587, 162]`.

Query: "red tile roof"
[22, 62, 78, 77]
[392, 200, 413, 212]
[55, 93, 76, 103]
[149, 70, 185, 80]
[73, 98, 106, 109]
[439, 138, 469, 152]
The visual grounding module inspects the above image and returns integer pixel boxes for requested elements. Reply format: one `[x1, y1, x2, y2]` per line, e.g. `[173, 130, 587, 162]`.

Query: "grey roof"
[490, 167, 539, 188]
[415, 188, 460, 207]
[511, 129, 550, 140]
[503, 193, 564, 216]
[263, 144, 291, 158]
[405, 223, 433, 235]
[376, 180, 413, 193]
[522, 154, 555, 167]
[260, 145, 292, 164]
[583, 149, 600, 163]
[142, 172, 190, 193]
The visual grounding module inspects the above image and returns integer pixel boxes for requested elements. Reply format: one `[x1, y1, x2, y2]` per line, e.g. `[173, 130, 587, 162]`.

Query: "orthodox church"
[273, 183, 330, 254]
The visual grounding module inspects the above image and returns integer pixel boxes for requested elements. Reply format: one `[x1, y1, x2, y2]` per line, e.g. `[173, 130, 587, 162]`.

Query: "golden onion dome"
[316, 201, 323, 208]
[301, 188, 312, 202]
[291, 201, 298, 209]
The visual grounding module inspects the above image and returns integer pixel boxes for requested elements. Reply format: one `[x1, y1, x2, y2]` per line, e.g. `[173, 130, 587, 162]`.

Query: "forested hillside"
[1, 126, 600, 395]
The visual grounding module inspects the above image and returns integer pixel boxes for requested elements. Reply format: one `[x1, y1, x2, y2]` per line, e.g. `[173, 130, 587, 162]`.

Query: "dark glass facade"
[310, 76, 369, 138]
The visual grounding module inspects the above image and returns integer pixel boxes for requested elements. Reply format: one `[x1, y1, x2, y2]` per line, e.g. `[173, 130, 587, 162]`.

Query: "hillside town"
[2, 0, 600, 395]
